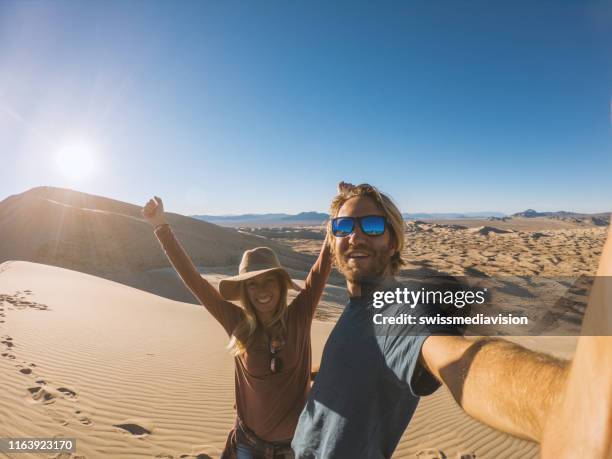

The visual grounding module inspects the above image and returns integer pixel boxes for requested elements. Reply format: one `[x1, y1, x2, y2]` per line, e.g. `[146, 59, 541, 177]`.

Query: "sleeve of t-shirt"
[380, 334, 439, 397]
[413, 303, 463, 396]
[382, 303, 461, 397]
[409, 335, 443, 396]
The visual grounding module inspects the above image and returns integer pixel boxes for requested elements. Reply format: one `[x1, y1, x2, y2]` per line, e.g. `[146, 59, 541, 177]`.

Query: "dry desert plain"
[0, 187, 608, 459]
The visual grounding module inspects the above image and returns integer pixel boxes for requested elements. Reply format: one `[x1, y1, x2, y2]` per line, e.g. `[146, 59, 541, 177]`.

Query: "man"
[292, 183, 611, 458]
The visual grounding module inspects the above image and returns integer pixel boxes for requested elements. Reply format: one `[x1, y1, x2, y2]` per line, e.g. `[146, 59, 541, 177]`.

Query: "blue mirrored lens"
[360, 216, 385, 235]
[332, 217, 354, 236]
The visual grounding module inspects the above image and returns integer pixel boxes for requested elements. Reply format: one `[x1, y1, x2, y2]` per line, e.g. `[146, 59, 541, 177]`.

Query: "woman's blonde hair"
[327, 183, 406, 275]
[227, 272, 289, 356]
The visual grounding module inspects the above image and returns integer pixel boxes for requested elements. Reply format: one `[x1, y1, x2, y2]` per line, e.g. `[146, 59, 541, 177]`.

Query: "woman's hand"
[142, 196, 168, 227]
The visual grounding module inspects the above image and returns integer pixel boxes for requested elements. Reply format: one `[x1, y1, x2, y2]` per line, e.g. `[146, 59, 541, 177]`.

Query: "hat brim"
[218, 267, 302, 301]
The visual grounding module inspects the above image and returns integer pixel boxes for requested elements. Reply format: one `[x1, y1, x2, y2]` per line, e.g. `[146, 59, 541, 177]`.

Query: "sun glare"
[55, 143, 97, 181]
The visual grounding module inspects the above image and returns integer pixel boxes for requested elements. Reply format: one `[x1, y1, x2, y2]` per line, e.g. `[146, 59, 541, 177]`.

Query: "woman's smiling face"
[246, 273, 282, 315]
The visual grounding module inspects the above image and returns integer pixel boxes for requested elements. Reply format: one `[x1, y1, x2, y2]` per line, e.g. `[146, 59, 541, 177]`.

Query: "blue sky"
[0, 1, 611, 215]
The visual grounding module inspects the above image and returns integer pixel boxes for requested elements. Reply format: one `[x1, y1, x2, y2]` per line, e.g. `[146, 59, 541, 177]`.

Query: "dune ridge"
[0, 187, 344, 307]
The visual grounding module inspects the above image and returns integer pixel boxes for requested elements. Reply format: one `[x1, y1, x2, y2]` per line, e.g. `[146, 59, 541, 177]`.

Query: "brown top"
[154, 224, 331, 441]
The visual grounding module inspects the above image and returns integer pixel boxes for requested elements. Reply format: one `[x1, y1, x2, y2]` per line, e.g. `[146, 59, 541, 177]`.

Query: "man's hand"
[141, 196, 168, 227]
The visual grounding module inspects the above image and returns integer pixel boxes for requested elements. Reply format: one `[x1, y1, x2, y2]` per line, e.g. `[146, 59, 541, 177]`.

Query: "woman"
[141, 195, 332, 459]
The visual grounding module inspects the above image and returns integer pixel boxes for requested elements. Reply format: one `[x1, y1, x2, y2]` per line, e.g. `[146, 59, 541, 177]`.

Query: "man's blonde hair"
[327, 183, 406, 275]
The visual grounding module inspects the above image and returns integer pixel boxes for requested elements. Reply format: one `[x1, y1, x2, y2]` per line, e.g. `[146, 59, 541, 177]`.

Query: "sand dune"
[0, 187, 338, 306]
[245, 219, 606, 279]
[0, 261, 334, 459]
[403, 221, 606, 278]
[249, 220, 606, 332]
[260, 220, 606, 279]
[0, 261, 577, 458]
[0, 191, 602, 458]
[0, 187, 316, 273]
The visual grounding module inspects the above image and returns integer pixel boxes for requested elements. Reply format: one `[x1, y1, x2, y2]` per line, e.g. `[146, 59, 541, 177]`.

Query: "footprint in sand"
[73, 409, 93, 425]
[1, 292, 49, 311]
[28, 376, 87, 424]
[27, 386, 41, 395]
[44, 406, 93, 427]
[1, 352, 16, 359]
[76, 414, 94, 426]
[16, 360, 37, 375]
[178, 455, 212, 459]
[416, 450, 447, 459]
[113, 422, 151, 437]
[457, 454, 476, 459]
[57, 387, 78, 400]
[28, 386, 56, 404]
[47, 409, 70, 426]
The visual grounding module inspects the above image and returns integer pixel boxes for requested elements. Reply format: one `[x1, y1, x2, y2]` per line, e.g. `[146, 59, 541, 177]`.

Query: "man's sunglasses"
[331, 215, 387, 237]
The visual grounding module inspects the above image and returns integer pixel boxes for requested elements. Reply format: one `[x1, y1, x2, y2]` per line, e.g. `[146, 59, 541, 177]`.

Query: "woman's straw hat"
[219, 247, 301, 301]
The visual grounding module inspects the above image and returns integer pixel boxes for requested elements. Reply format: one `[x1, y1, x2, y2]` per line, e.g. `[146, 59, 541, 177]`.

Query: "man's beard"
[335, 248, 391, 284]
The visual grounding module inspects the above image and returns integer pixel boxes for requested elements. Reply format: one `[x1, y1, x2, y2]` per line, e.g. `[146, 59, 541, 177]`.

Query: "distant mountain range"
[192, 211, 508, 225]
[191, 212, 329, 225]
[402, 212, 507, 220]
[510, 209, 610, 226]
[193, 209, 611, 227]
[511, 209, 610, 219]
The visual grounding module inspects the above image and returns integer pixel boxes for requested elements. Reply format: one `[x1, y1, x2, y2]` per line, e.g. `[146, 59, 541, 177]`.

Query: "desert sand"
[255, 219, 607, 278]
[225, 219, 604, 458]
[0, 261, 335, 459]
[0, 187, 606, 458]
[402, 219, 606, 278]
[0, 261, 578, 459]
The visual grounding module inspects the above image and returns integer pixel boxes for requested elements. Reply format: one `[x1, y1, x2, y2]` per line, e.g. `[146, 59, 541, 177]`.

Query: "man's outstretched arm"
[540, 221, 612, 458]
[420, 334, 569, 441]
[421, 220, 612, 455]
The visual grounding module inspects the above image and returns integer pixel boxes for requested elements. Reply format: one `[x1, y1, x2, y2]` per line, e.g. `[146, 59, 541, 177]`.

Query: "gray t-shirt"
[292, 285, 458, 458]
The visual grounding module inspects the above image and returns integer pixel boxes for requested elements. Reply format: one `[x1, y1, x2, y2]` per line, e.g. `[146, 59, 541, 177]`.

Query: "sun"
[55, 142, 97, 181]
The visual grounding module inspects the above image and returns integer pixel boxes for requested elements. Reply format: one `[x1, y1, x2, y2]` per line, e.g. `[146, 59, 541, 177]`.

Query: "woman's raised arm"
[142, 196, 242, 334]
[301, 237, 333, 317]
[297, 182, 354, 317]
